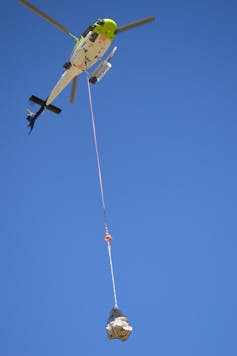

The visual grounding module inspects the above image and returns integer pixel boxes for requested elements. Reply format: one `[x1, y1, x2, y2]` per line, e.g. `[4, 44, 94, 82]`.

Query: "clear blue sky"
[1, 0, 237, 355]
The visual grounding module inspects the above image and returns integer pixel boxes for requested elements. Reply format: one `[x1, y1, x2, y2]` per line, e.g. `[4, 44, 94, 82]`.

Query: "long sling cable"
[86, 76, 118, 309]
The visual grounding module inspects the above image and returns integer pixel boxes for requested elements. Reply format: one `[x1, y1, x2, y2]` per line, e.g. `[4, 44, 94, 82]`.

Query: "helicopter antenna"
[18, 0, 79, 41]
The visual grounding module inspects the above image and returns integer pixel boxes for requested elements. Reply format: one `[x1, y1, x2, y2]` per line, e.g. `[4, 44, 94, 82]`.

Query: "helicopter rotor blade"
[70, 76, 79, 103]
[116, 16, 155, 34]
[18, 0, 78, 41]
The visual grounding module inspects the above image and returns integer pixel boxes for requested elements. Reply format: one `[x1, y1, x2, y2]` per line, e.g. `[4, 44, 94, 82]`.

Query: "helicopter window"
[89, 32, 99, 42]
[82, 25, 96, 37]
[97, 20, 105, 26]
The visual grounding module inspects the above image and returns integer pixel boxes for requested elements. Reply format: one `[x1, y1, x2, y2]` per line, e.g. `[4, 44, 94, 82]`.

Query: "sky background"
[1, 0, 237, 355]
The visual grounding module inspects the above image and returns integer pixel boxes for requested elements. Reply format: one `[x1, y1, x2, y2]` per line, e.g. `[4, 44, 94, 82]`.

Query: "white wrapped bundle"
[106, 307, 132, 341]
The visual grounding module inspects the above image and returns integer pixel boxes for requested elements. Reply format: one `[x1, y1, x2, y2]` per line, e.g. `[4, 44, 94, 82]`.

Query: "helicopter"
[18, 0, 155, 132]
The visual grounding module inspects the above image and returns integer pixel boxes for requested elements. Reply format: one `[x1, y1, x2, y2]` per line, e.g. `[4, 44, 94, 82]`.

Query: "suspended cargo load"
[106, 307, 132, 341]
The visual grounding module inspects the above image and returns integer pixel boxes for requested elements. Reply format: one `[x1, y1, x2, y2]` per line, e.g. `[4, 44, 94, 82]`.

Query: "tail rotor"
[26, 110, 36, 134]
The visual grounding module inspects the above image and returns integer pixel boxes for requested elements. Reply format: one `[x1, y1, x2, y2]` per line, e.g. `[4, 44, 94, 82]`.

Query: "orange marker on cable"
[104, 233, 112, 242]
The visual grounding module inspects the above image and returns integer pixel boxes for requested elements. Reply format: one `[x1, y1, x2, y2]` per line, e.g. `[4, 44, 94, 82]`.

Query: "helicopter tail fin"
[26, 113, 36, 134]
[29, 95, 62, 114]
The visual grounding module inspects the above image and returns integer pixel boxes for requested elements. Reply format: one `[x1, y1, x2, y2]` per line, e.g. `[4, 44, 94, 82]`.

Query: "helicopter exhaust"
[89, 46, 117, 84]
[26, 95, 62, 133]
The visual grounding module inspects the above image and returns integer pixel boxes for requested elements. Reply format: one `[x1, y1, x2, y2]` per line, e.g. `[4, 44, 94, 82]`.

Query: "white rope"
[86, 76, 118, 308]
[107, 242, 118, 308]
[86, 76, 109, 234]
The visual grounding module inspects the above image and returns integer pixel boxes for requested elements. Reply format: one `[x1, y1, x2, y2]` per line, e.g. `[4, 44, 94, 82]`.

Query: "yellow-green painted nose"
[103, 18, 117, 30]
[96, 18, 117, 40]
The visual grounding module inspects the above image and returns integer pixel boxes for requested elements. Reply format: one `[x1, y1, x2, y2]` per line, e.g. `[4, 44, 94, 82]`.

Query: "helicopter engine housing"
[89, 60, 112, 84]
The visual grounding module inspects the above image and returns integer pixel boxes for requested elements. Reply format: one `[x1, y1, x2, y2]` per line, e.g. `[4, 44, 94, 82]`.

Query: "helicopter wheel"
[63, 61, 72, 70]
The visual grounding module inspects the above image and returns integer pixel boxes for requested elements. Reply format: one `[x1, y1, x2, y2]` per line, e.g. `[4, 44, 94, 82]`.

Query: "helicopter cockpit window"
[97, 20, 105, 26]
[82, 25, 96, 37]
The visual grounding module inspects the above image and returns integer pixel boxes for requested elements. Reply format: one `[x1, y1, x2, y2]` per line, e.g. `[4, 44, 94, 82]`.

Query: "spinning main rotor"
[18, 0, 155, 40]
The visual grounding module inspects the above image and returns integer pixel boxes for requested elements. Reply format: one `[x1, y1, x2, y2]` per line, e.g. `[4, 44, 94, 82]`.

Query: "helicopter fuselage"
[46, 19, 117, 105]
[19, 0, 154, 132]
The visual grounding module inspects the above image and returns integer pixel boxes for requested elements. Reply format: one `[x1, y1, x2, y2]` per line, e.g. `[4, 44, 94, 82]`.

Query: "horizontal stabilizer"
[29, 95, 62, 114]
[29, 95, 45, 106]
[46, 103, 62, 114]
